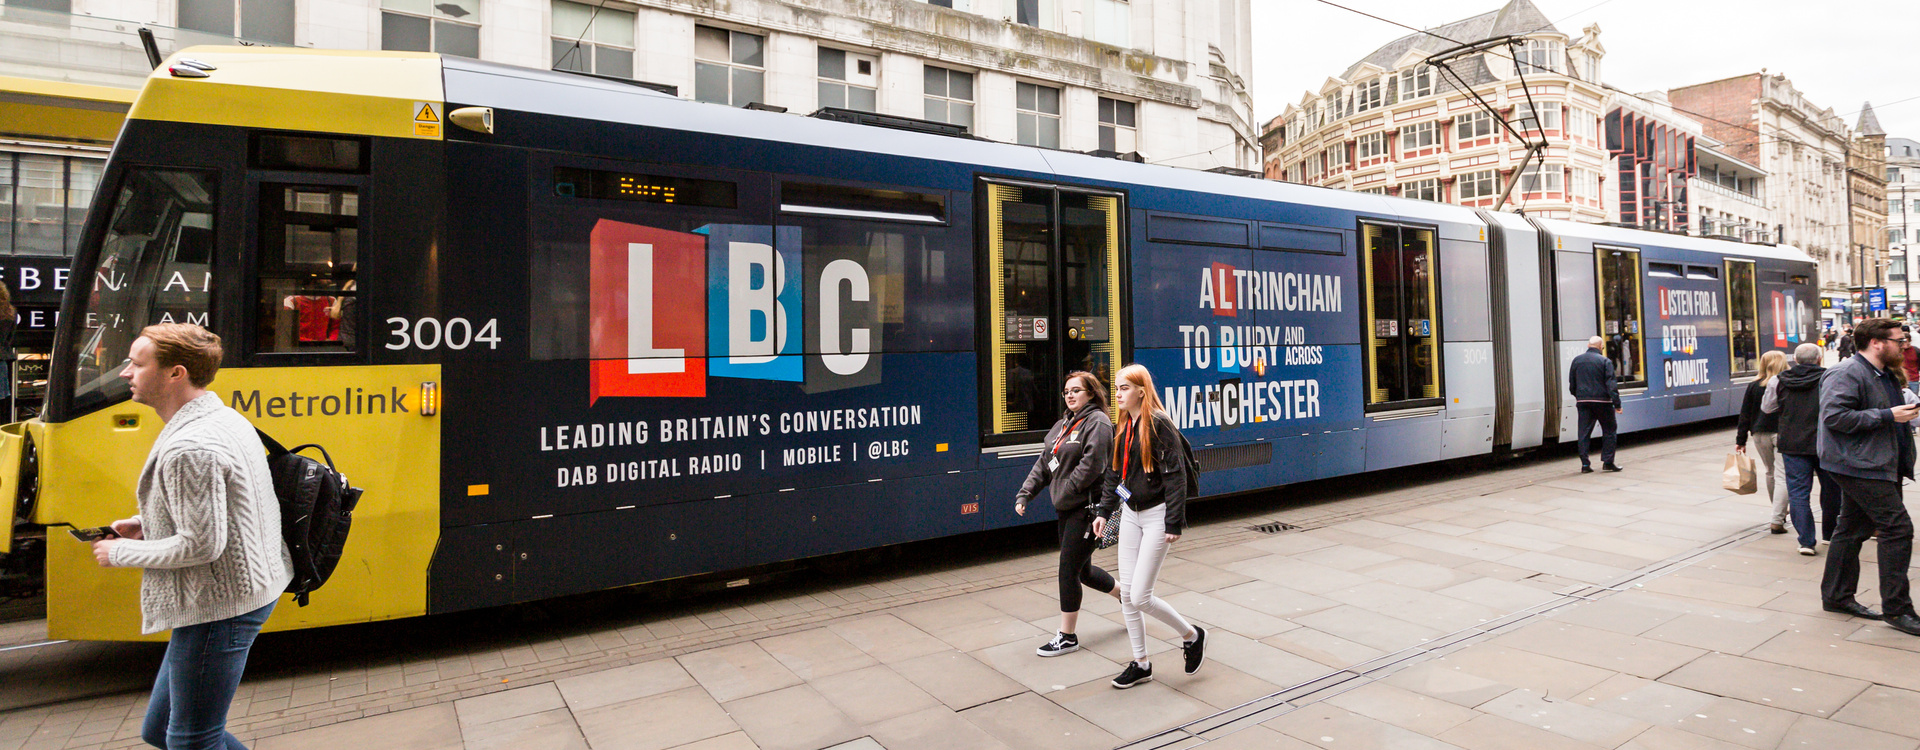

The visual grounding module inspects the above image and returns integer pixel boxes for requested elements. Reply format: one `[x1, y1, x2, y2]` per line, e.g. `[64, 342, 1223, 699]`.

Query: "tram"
[0, 48, 1816, 641]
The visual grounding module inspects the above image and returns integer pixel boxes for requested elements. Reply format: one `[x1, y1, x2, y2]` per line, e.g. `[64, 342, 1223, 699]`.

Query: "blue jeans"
[1780, 453, 1841, 549]
[142, 602, 274, 750]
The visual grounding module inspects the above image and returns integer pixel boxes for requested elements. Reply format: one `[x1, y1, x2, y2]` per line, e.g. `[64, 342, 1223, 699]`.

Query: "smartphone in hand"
[68, 526, 116, 543]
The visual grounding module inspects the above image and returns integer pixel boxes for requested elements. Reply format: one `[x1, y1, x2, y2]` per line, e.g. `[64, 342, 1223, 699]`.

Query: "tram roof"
[1529, 216, 1816, 263]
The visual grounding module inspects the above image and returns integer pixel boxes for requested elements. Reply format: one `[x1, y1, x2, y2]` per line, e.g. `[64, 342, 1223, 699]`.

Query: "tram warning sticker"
[412, 101, 442, 138]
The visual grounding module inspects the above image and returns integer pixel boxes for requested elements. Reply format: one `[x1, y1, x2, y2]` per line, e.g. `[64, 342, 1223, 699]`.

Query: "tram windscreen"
[66, 169, 217, 416]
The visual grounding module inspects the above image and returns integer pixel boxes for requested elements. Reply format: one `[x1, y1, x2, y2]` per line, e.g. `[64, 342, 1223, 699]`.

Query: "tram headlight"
[420, 382, 438, 416]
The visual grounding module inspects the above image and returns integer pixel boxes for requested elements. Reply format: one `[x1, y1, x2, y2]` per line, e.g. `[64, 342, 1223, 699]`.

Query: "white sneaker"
[1799, 547, 1817, 556]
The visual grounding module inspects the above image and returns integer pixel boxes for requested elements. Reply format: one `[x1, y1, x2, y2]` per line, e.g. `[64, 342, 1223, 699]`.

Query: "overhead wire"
[553, 0, 607, 72]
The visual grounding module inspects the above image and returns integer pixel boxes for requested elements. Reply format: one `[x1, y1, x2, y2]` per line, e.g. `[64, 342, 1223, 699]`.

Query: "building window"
[920, 0, 971, 10]
[381, 0, 478, 57]
[1354, 79, 1383, 113]
[1401, 178, 1439, 202]
[1515, 38, 1563, 74]
[1511, 103, 1559, 132]
[1456, 110, 1495, 141]
[924, 66, 974, 130]
[177, 0, 294, 43]
[1, 153, 104, 257]
[1098, 97, 1137, 153]
[695, 26, 765, 107]
[1357, 186, 1387, 195]
[818, 48, 878, 111]
[1016, 82, 1061, 149]
[1572, 168, 1600, 201]
[1397, 65, 1433, 99]
[1568, 108, 1597, 141]
[550, 0, 634, 78]
[1596, 247, 1646, 386]
[1090, 0, 1128, 46]
[1895, 228, 1907, 245]
[1457, 169, 1498, 200]
[1324, 143, 1348, 171]
[1356, 132, 1387, 160]
[1518, 162, 1562, 193]
[1285, 162, 1304, 182]
[1402, 121, 1438, 152]
[1323, 92, 1343, 123]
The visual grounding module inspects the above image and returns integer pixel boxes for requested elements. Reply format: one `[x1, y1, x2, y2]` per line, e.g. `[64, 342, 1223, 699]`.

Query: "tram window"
[1726, 259, 1759, 377]
[981, 182, 1124, 441]
[1647, 262, 1682, 277]
[1595, 247, 1647, 387]
[255, 185, 359, 354]
[1687, 265, 1720, 280]
[68, 169, 218, 417]
[252, 134, 367, 173]
[1361, 223, 1440, 410]
[781, 182, 945, 224]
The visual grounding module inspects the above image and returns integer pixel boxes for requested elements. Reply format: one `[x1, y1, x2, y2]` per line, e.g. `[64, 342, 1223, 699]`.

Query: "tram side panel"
[1550, 232, 1601, 443]
[1435, 232, 1496, 461]
[1127, 206, 1366, 493]
[427, 134, 984, 611]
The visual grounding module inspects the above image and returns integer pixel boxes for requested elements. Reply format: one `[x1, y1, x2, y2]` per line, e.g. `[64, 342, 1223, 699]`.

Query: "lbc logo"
[587, 220, 878, 403]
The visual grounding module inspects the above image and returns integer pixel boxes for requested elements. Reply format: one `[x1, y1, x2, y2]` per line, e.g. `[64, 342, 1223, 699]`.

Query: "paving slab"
[255, 705, 462, 750]
[807, 664, 942, 727]
[957, 692, 1119, 750]
[1322, 681, 1481, 736]
[889, 651, 1025, 711]
[721, 685, 863, 750]
[1263, 702, 1468, 750]
[1660, 652, 1870, 717]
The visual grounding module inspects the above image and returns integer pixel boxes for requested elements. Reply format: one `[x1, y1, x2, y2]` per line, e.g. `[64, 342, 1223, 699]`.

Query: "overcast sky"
[1250, 0, 1916, 143]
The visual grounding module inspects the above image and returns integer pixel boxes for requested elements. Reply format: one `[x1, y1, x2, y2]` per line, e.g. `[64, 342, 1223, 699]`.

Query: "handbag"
[1722, 451, 1757, 495]
[1095, 502, 1121, 550]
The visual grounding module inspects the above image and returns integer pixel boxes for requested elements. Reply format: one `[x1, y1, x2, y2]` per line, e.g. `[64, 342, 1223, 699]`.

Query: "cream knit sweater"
[108, 393, 293, 634]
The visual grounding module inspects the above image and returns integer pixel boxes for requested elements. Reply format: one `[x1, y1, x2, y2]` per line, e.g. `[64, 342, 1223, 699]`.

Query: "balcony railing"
[1691, 177, 1767, 207]
[1, 5, 277, 90]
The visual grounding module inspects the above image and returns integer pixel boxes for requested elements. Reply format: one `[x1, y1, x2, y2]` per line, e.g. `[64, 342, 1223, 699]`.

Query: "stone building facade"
[1849, 104, 1889, 315]
[0, 0, 1259, 172]
[1890, 137, 1920, 312]
[1258, 0, 1610, 223]
[1669, 73, 1854, 310]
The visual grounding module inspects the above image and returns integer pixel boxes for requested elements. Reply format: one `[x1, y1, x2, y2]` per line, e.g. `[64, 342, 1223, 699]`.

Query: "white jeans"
[1116, 503, 1194, 662]
[1752, 433, 1785, 525]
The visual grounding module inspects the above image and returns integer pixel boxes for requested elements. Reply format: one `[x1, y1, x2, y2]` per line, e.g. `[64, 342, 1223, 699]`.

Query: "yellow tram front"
[1, 47, 450, 641]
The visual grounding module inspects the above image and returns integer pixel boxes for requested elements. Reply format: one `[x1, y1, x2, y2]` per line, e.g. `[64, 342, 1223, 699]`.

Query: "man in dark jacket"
[1764, 343, 1843, 552]
[1837, 326, 1857, 359]
[1817, 318, 1920, 635]
[1570, 335, 1623, 473]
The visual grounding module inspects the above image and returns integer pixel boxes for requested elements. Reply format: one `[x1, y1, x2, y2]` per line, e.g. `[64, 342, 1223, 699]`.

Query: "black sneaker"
[1111, 662, 1153, 689]
[1182, 626, 1208, 674]
[1580, 466, 1594, 474]
[1602, 464, 1623, 472]
[1036, 633, 1079, 657]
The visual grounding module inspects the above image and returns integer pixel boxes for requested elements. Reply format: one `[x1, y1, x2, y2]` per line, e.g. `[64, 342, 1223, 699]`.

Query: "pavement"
[7, 419, 1920, 750]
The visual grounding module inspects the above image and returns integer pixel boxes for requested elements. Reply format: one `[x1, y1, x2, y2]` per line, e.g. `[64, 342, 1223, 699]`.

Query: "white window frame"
[1516, 38, 1563, 74]
[1457, 169, 1498, 200]
[1401, 121, 1439, 153]
[1098, 97, 1138, 153]
[1016, 81, 1062, 149]
[924, 65, 975, 131]
[381, 0, 480, 56]
[1401, 178, 1440, 202]
[818, 47, 879, 112]
[1324, 143, 1348, 170]
[1397, 65, 1433, 99]
[178, 0, 295, 43]
[1519, 162, 1563, 193]
[1456, 110, 1495, 141]
[1354, 79, 1383, 113]
[551, 0, 635, 79]
[694, 26, 766, 107]
[1511, 103, 1560, 133]
[1356, 132, 1387, 160]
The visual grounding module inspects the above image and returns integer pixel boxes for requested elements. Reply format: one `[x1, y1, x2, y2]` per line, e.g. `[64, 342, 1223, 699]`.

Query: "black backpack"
[256, 429, 362, 606]
[1173, 428, 1203, 497]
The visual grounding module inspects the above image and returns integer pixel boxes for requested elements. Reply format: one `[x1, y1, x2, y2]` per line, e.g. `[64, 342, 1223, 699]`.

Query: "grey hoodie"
[1015, 405, 1114, 513]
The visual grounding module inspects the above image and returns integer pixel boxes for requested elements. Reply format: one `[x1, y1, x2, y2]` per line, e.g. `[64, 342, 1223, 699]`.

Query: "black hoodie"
[1771, 362, 1825, 455]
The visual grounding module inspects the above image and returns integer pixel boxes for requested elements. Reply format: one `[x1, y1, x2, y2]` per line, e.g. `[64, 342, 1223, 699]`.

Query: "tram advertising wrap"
[1652, 280, 1724, 390]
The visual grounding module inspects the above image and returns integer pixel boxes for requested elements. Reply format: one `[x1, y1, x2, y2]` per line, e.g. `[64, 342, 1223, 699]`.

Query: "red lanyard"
[1119, 417, 1138, 481]
[1052, 413, 1092, 456]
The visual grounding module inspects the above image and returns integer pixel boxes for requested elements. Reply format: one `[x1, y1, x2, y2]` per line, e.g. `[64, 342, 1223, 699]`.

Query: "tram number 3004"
[386, 317, 503, 351]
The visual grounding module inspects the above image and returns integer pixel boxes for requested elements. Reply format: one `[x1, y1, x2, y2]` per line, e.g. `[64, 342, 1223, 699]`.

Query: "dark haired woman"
[1014, 371, 1119, 657]
[1092, 363, 1205, 688]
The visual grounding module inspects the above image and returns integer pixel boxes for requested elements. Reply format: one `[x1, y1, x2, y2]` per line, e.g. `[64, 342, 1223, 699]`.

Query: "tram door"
[980, 180, 1126, 445]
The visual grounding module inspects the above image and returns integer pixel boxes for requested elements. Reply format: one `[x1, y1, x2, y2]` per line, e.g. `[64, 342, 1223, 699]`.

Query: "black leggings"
[1057, 505, 1116, 613]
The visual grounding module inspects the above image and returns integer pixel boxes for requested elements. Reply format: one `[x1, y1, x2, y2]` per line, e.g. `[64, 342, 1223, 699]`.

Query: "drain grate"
[1248, 521, 1299, 534]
